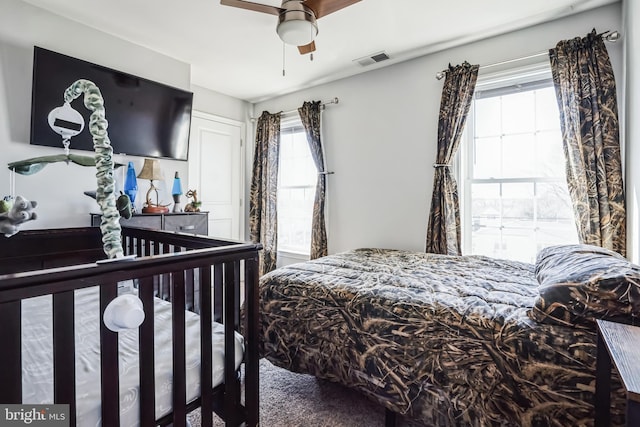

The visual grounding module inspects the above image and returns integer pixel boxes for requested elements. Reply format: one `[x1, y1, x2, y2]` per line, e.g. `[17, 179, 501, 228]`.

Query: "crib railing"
[0, 227, 261, 427]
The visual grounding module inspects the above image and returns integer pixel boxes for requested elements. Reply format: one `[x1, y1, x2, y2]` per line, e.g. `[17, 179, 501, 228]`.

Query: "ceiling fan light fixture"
[276, 4, 318, 46]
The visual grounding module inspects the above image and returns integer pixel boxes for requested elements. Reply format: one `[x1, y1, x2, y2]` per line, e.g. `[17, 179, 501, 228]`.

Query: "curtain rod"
[250, 97, 339, 122]
[434, 29, 621, 80]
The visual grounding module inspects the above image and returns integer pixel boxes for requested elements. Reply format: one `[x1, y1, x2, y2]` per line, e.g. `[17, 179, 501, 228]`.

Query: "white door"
[188, 112, 243, 240]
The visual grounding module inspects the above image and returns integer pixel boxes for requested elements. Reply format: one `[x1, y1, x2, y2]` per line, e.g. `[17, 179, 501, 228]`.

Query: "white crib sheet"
[21, 287, 244, 427]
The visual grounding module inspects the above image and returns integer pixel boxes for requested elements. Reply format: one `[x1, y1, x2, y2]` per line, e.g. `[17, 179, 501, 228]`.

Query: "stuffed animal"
[0, 195, 38, 237]
[184, 189, 202, 212]
[0, 196, 11, 213]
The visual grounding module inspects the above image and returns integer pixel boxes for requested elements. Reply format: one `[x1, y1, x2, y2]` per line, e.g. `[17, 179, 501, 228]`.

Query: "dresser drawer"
[90, 212, 208, 235]
[164, 214, 208, 235]
[121, 215, 162, 229]
[91, 213, 162, 229]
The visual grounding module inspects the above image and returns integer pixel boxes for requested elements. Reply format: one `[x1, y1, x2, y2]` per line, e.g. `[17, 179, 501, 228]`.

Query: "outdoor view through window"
[462, 81, 578, 263]
[277, 122, 316, 255]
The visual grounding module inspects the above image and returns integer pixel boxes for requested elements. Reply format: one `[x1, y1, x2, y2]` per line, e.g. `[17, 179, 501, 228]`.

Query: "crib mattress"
[21, 287, 244, 427]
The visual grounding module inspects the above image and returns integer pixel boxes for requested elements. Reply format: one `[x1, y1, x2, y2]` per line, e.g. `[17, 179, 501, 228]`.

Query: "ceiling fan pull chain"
[283, 42, 286, 77]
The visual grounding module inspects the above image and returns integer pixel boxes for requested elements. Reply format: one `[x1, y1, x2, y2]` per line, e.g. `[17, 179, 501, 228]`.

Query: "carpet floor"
[187, 359, 419, 427]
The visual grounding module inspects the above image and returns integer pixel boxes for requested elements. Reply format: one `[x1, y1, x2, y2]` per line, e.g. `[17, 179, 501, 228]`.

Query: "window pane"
[535, 87, 560, 131]
[278, 187, 316, 253]
[536, 182, 574, 221]
[475, 97, 501, 137]
[535, 221, 578, 252]
[471, 183, 501, 230]
[502, 134, 535, 178]
[535, 181, 577, 252]
[471, 226, 502, 258]
[501, 228, 537, 263]
[473, 137, 501, 179]
[502, 91, 535, 134]
[277, 126, 317, 255]
[502, 182, 534, 222]
[279, 132, 317, 187]
[465, 75, 578, 262]
[535, 130, 565, 177]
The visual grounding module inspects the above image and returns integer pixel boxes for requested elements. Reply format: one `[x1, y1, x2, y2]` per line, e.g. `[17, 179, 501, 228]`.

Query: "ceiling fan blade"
[220, 0, 282, 16]
[302, 0, 361, 19]
[298, 41, 316, 55]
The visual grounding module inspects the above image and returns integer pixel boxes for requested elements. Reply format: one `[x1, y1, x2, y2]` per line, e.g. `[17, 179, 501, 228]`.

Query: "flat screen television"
[30, 46, 193, 161]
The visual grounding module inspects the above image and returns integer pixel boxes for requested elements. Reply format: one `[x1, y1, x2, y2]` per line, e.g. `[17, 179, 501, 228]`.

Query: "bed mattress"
[259, 248, 624, 426]
[21, 287, 244, 427]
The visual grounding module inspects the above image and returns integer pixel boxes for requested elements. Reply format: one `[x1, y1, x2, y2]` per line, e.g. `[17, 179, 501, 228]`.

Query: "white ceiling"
[21, 0, 618, 103]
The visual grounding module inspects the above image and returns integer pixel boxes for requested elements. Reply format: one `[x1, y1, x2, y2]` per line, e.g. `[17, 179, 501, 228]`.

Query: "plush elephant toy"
[0, 195, 38, 237]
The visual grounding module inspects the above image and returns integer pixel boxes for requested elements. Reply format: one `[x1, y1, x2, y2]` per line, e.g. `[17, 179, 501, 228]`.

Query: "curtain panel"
[549, 29, 626, 256]
[426, 62, 479, 255]
[298, 101, 328, 259]
[250, 111, 281, 275]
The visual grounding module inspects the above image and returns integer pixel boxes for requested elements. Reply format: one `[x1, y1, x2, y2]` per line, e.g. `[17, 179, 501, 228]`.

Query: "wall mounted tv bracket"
[47, 102, 85, 154]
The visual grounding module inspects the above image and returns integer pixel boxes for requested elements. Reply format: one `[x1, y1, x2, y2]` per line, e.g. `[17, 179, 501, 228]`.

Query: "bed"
[0, 226, 261, 427]
[259, 245, 638, 426]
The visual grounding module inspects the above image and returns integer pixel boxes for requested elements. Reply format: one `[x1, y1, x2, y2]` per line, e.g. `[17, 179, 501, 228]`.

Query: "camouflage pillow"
[529, 244, 640, 327]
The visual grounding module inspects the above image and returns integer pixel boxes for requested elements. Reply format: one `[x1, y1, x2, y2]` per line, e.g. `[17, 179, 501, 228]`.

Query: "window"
[460, 65, 578, 263]
[277, 117, 316, 255]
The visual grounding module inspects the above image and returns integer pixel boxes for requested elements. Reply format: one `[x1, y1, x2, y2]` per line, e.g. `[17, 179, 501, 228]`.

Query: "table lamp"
[137, 158, 169, 213]
[172, 171, 183, 212]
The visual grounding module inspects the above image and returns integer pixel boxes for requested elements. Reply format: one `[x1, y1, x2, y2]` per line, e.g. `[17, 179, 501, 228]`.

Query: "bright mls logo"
[0, 405, 68, 427]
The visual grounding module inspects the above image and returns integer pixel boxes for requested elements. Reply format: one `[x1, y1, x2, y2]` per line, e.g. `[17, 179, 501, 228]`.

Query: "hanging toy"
[0, 195, 38, 237]
[0, 168, 38, 237]
[47, 101, 85, 155]
[0, 196, 11, 213]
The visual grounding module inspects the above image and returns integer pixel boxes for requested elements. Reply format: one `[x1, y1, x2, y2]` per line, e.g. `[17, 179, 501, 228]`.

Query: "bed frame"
[0, 226, 261, 427]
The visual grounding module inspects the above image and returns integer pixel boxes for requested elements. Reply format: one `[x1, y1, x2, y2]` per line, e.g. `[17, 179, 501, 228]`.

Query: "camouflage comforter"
[259, 248, 625, 426]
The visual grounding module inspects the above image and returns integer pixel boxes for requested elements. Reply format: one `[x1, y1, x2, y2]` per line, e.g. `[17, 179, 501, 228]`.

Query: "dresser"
[90, 212, 208, 235]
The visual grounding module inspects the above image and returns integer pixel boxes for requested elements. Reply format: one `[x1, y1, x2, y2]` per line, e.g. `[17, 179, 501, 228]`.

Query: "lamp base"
[172, 194, 182, 213]
[142, 205, 169, 214]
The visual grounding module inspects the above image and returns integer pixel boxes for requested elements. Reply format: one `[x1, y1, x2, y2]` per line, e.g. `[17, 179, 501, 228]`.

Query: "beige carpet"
[187, 359, 418, 427]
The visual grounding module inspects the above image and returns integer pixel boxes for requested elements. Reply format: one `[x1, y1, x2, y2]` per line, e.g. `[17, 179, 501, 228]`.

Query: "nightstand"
[595, 319, 640, 426]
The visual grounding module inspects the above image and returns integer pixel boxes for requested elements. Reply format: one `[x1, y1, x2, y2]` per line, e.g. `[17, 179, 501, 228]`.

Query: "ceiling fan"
[220, 0, 361, 55]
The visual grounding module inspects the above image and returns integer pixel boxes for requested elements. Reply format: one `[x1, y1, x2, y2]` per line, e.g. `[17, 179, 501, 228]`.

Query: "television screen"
[30, 47, 193, 161]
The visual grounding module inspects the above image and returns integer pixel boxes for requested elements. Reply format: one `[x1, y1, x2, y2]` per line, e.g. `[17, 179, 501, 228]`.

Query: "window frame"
[458, 62, 577, 260]
[276, 114, 316, 258]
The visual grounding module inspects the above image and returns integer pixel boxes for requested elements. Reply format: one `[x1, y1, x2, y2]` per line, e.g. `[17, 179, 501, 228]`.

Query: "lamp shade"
[172, 171, 183, 196]
[137, 158, 164, 181]
[276, 5, 317, 46]
[277, 19, 317, 45]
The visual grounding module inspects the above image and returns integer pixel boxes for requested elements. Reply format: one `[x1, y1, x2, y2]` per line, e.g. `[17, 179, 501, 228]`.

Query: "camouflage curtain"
[250, 111, 281, 275]
[426, 62, 479, 255]
[549, 30, 626, 256]
[298, 101, 328, 259]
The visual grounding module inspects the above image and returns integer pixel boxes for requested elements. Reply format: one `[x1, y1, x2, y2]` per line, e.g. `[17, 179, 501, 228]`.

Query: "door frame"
[189, 110, 246, 241]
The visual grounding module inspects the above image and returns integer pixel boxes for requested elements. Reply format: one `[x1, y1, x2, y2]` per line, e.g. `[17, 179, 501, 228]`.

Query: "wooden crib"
[0, 226, 261, 427]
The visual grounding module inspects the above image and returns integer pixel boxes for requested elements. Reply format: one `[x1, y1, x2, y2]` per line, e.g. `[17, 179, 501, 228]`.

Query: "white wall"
[0, 0, 249, 231]
[192, 84, 251, 123]
[254, 3, 623, 256]
[0, 0, 627, 252]
[623, 0, 640, 262]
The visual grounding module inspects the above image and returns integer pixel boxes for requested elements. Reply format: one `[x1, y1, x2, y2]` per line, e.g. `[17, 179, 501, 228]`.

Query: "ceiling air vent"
[354, 51, 390, 67]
